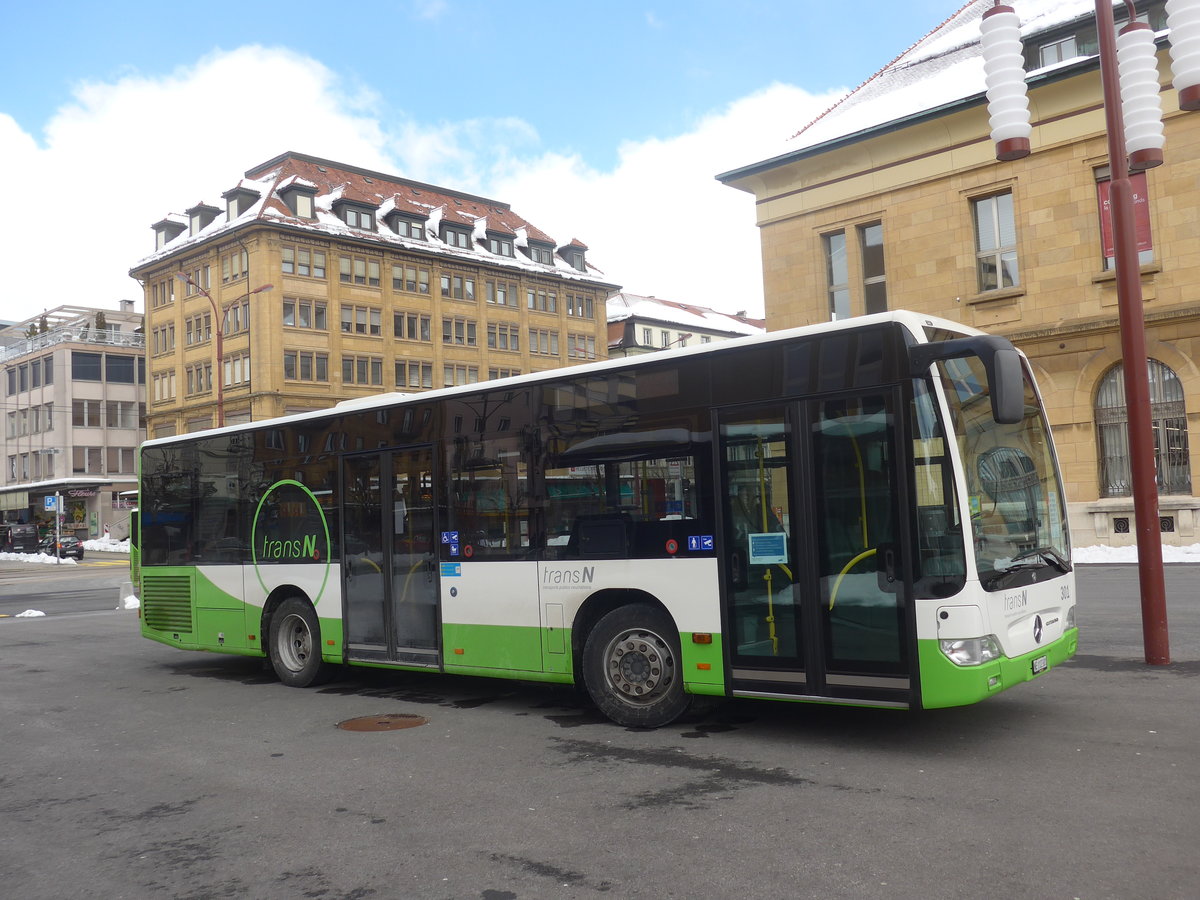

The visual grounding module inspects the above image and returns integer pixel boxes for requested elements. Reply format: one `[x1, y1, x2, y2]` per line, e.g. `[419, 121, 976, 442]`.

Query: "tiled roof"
[134, 151, 606, 285]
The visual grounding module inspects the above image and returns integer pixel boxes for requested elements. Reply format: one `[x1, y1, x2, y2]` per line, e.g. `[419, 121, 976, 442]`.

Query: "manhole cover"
[337, 713, 428, 732]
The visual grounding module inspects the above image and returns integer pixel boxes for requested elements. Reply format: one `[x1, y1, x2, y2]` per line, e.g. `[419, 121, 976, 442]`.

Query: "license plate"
[1031, 655, 1048, 675]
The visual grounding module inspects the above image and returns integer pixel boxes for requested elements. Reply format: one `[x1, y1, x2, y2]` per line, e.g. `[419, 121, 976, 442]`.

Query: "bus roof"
[140, 310, 983, 450]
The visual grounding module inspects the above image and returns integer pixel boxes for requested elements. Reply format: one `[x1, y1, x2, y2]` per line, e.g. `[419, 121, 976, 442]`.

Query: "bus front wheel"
[582, 604, 691, 728]
[268, 597, 336, 687]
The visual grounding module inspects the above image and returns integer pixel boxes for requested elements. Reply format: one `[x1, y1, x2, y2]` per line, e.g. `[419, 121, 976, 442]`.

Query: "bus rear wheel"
[582, 604, 691, 728]
[268, 597, 336, 687]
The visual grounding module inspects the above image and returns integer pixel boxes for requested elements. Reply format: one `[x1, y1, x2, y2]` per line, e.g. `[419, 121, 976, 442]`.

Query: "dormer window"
[222, 186, 261, 221]
[487, 234, 514, 257]
[565, 248, 586, 272]
[152, 218, 187, 250]
[386, 213, 425, 240]
[441, 225, 471, 249]
[333, 199, 377, 231]
[186, 203, 220, 236]
[279, 183, 318, 220]
[528, 243, 554, 265]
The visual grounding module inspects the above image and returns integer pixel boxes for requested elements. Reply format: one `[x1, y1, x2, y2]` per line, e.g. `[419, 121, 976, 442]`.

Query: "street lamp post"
[176, 273, 273, 429]
[980, 0, 1200, 665]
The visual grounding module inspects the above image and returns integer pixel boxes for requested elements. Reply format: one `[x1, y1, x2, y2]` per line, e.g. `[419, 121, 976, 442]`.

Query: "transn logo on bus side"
[542, 566, 595, 586]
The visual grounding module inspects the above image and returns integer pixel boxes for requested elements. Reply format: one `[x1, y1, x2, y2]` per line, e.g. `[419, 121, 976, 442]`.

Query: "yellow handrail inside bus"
[829, 547, 877, 610]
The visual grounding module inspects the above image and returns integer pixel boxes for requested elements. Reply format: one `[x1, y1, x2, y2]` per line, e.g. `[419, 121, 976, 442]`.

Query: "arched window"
[1095, 359, 1191, 497]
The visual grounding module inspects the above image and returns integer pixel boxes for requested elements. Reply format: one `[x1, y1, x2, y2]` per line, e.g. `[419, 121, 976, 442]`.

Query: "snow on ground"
[14, 610, 46, 617]
[0, 551, 78, 565]
[84, 538, 130, 552]
[1073, 543, 1200, 564]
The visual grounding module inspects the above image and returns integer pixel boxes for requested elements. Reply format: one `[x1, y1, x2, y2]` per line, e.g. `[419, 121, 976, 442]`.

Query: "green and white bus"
[137, 311, 1076, 727]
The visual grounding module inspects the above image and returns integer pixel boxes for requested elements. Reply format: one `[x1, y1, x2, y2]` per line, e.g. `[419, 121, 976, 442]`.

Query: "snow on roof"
[607, 292, 766, 335]
[792, 0, 1123, 152]
[133, 152, 604, 284]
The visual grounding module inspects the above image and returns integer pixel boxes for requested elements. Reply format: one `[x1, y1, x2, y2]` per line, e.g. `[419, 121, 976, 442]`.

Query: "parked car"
[38, 535, 85, 560]
[2, 524, 39, 553]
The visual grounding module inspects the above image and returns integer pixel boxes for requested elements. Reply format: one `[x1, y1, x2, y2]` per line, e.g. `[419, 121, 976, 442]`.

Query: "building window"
[282, 245, 326, 278]
[440, 273, 476, 301]
[568, 334, 597, 359]
[340, 206, 375, 230]
[184, 314, 212, 346]
[223, 353, 251, 387]
[823, 231, 850, 320]
[526, 287, 557, 313]
[488, 236, 514, 257]
[283, 298, 327, 330]
[972, 191, 1019, 292]
[529, 245, 553, 265]
[529, 328, 560, 356]
[394, 312, 432, 342]
[566, 249, 586, 272]
[1096, 359, 1191, 497]
[342, 355, 383, 386]
[859, 222, 888, 315]
[106, 401, 139, 428]
[73, 400, 102, 427]
[184, 363, 213, 396]
[107, 447, 136, 474]
[442, 226, 471, 249]
[392, 217, 425, 240]
[223, 249, 248, 282]
[72, 352, 103, 381]
[224, 300, 251, 335]
[339, 256, 381, 287]
[566, 294, 595, 318]
[487, 323, 520, 351]
[443, 364, 479, 387]
[641, 327, 652, 346]
[395, 360, 433, 390]
[283, 351, 329, 383]
[442, 317, 477, 346]
[72, 447, 103, 474]
[152, 371, 177, 402]
[486, 280, 517, 306]
[339, 305, 382, 336]
[488, 367, 521, 380]
[1096, 168, 1154, 270]
[392, 263, 430, 294]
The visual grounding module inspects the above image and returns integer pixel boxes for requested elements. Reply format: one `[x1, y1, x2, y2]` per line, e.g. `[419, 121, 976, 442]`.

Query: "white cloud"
[0, 48, 837, 325]
[489, 83, 838, 317]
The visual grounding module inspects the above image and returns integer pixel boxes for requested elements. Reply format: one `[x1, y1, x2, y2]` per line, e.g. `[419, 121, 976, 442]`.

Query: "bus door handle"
[426, 558, 435, 582]
[882, 546, 897, 585]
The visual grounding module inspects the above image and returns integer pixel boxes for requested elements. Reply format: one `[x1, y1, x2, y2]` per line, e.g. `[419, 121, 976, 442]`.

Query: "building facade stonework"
[720, 0, 1200, 547]
[130, 152, 616, 438]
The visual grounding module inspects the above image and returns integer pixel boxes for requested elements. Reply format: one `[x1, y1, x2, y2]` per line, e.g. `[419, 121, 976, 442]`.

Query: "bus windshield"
[938, 354, 1070, 589]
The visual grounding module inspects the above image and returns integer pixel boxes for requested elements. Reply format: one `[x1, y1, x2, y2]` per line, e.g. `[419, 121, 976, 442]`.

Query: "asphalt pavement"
[0, 562, 1197, 899]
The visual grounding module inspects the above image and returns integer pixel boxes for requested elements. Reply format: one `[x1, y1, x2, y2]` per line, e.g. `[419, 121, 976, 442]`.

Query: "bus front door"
[719, 393, 912, 706]
[342, 447, 440, 666]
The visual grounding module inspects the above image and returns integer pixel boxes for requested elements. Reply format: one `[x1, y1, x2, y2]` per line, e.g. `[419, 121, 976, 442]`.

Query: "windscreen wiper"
[1008, 546, 1071, 573]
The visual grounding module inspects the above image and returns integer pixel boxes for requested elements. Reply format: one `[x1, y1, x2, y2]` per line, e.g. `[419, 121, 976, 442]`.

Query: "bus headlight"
[940, 636, 1002, 666]
[1066, 605, 1076, 630]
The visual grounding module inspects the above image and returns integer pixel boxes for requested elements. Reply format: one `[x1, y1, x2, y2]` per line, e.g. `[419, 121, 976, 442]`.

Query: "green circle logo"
[251, 480, 332, 604]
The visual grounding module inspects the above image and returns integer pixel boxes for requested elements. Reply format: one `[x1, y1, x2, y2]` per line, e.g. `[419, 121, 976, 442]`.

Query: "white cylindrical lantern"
[1166, 0, 1200, 109]
[1118, 22, 1166, 169]
[980, 4, 1032, 160]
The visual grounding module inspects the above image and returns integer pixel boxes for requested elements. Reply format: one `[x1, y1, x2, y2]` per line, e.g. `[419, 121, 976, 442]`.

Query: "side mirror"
[909, 335, 1025, 425]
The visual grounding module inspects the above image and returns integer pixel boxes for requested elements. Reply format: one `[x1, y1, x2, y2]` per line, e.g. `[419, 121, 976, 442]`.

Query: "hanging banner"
[1097, 173, 1153, 259]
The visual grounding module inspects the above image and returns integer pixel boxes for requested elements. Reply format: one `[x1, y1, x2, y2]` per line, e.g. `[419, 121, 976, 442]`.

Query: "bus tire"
[268, 597, 336, 687]
[582, 603, 691, 728]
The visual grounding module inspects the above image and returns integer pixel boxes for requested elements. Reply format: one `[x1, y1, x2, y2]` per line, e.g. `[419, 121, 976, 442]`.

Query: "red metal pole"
[1095, 0, 1170, 663]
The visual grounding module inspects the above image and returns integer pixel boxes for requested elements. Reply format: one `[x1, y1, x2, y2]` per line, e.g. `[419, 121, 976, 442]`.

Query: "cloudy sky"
[0, 0, 954, 324]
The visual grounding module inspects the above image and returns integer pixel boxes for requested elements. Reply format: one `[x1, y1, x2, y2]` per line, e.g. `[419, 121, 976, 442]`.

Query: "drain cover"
[337, 713, 428, 732]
